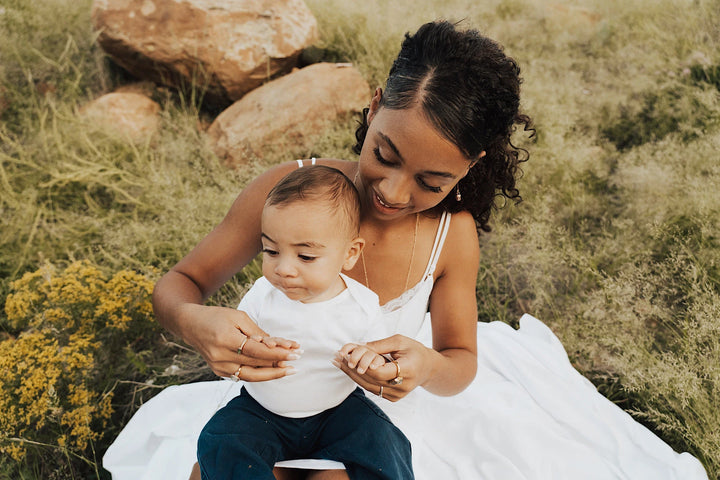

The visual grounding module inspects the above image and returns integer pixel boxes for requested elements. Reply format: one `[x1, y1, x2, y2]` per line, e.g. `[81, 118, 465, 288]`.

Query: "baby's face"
[261, 200, 354, 303]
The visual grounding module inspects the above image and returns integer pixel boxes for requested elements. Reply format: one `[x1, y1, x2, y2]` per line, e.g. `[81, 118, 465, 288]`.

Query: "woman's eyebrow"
[377, 132, 403, 160]
[377, 131, 457, 179]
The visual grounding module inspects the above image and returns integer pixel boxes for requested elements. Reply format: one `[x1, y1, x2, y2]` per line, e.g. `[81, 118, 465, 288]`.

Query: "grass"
[1, 0, 719, 478]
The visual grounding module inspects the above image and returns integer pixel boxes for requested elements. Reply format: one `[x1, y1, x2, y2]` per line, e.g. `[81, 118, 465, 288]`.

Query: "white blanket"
[103, 314, 707, 479]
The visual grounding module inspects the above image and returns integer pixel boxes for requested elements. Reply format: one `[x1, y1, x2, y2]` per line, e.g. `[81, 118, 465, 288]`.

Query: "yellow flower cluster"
[0, 261, 155, 461]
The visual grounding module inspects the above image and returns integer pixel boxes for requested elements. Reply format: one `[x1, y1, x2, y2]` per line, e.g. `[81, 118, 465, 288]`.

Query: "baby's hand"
[334, 343, 386, 375]
[253, 335, 302, 354]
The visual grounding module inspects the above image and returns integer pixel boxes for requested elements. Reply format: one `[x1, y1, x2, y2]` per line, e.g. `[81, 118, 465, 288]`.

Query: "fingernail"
[285, 367, 297, 375]
[287, 354, 301, 360]
[331, 360, 341, 368]
[293, 349, 305, 355]
[357, 368, 366, 374]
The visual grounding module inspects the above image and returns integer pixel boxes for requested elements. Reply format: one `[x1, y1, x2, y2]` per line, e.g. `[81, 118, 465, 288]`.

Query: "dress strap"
[296, 158, 317, 168]
[422, 211, 451, 278]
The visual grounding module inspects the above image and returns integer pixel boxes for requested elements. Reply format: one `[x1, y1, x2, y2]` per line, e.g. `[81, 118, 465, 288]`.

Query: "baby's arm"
[334, 343, 386, 375]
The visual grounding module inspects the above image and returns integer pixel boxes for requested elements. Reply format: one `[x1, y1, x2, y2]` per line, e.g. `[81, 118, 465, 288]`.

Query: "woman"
[103, 21, 707, 480]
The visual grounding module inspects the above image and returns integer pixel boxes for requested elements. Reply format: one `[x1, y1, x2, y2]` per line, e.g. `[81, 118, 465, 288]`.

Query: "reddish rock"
[79, 91, 161, 141]
[91, 0, 318, 106]
[207, 62, 370, 165]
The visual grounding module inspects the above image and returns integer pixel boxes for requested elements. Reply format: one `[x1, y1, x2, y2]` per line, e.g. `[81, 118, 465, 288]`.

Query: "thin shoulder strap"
[296, 157, 317, 168]
[422, 211, 451, 278]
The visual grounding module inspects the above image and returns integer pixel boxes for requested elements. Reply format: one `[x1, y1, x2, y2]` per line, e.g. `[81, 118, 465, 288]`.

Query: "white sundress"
[103, 210, 708, 480]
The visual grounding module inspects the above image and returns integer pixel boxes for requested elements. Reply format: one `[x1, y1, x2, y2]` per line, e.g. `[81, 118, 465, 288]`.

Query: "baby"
[197, 165, 414, 480]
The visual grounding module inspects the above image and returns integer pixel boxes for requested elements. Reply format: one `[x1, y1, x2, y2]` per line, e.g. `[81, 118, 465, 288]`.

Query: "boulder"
[79, 91, 161, 141]
[91, 0, 318, 106]
[207, 62, 370, 165]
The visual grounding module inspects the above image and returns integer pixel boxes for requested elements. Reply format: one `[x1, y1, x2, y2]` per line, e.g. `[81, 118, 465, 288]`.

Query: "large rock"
[91, 0, 318, 106]
[79, 91, 161, 142]
[207, 62, 370, 165]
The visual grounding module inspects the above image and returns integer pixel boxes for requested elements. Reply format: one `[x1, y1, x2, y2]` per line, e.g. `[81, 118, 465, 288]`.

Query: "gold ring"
[378, 385, 384, 398]
[230, 365, 242, 382]
[389, 360, 403, 385]
[237, 336, 248, 356]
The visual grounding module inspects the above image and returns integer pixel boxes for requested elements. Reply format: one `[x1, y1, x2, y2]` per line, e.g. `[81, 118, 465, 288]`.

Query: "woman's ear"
[342, 236, 366, 271]
[367, 87, 383, 124]
[463, 151, 486, 177]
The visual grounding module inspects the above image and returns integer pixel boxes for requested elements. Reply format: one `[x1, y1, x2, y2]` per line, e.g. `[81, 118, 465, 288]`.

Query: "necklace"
[361, 213, 419, 292]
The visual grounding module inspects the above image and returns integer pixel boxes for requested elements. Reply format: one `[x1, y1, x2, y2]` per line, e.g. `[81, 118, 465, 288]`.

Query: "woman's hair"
[266, 165, 361, 236]
[353, 20, 533, 232]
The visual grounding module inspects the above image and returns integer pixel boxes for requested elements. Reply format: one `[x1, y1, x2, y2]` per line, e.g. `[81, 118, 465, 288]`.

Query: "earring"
[455, 185, 462, 202]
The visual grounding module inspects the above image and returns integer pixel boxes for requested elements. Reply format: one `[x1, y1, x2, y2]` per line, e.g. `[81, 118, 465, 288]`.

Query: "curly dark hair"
[353, 20, 534, 232]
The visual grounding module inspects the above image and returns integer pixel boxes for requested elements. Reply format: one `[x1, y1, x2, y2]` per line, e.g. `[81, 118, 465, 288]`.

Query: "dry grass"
[1, 0, 719, 478]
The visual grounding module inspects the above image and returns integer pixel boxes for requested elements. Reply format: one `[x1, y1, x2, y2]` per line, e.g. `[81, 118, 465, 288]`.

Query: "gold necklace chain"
[361, 212, 419, 292]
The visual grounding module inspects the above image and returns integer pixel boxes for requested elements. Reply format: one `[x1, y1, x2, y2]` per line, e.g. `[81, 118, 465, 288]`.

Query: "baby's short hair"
[265, 165, 361, 236]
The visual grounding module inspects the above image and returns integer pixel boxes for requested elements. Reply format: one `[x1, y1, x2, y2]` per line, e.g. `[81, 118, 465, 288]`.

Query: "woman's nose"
[379, 173, 412, 206]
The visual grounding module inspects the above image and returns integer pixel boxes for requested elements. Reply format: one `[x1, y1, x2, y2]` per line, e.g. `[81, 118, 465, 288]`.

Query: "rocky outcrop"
[91, 0, 318, 106]
[207, 62, 370, 165]
[79, 91, 161, 141]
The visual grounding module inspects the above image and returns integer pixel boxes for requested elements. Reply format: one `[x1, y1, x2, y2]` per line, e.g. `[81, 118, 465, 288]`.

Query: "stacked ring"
[237, 336, 248, 356]
[378, 386, 384, 398]
[389, 360, 403, 385]
[230, 366, 242, 382]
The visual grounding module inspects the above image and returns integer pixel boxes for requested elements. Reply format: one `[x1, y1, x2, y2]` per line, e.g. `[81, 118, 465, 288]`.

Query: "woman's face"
[357, 100, 475, 222]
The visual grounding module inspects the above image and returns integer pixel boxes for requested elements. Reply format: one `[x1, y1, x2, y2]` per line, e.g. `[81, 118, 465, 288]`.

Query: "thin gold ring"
[389, 360, 403, 385]
[230, 365, 242, 382]
[237, 336, 248, 356]
[378, 385, 384, 398]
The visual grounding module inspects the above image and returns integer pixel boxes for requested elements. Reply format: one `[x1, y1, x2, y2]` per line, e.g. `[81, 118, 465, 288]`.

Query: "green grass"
[1, 0, 719, 478]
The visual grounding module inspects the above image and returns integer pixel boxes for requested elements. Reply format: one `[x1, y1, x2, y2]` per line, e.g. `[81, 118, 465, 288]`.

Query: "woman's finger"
[332, 358, 378, 391]
[236, 337, 302, 362]
[363, 334, 405, 356]
[231, 365, 297, 382]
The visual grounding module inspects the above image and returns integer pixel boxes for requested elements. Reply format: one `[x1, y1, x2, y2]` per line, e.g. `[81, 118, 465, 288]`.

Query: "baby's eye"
[262, 248, 278, 256]
[298, 255, 316, 262]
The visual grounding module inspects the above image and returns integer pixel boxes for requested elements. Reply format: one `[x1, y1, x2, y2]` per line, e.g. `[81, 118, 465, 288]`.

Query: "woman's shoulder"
[315, 158, 357, 177]
[437, 209, 480, 273]
[446, 210, 479, 247]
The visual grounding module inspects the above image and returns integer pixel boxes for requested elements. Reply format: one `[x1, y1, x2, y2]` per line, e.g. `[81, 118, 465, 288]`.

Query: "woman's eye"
[262, 248, 278, 256]
[298, 255, 316, 262]
[373, 147, 395, 166]
[417, 177, 442, 193]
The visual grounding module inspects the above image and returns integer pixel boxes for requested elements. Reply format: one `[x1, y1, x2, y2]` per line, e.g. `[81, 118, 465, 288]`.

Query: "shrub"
[599, 83, 720, 151]
[0, 261, 159, 478]
[689, 63, 720, 91]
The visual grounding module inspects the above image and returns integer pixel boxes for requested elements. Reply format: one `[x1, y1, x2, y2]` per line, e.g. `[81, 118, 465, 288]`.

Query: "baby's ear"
[342, 236, 365, 271]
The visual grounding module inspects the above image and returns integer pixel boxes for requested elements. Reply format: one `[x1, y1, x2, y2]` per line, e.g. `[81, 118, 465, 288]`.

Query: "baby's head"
[261, 166, 364, 303]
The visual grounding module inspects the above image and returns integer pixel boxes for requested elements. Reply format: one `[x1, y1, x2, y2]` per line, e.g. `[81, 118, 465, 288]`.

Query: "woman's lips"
[373, 191, 405, 215]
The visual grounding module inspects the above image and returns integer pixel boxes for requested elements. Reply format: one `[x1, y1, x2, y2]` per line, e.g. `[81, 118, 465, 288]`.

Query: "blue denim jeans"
[197, 387, 414, 480]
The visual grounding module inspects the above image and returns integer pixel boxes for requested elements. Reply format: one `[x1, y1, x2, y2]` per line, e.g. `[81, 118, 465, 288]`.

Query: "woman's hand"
[333, 334, 433, 401]
[178, 303, 301, 382]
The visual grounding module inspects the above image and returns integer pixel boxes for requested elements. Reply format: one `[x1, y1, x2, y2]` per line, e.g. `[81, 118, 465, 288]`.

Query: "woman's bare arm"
[152, 160, 301, 378]
[334, 211, 480, 399]
[421, 210, 479, 394]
